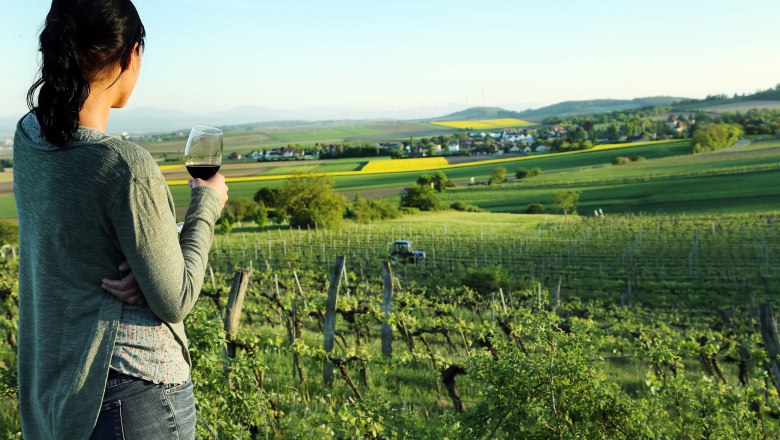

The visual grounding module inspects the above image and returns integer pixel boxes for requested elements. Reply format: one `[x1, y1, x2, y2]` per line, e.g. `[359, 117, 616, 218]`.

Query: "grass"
[435, 139, 780, 215]
[439, 169, 780, 215]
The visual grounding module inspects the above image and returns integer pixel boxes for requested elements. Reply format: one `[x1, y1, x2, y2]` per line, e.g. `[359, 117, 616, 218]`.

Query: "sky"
[1, 0, 780, 120]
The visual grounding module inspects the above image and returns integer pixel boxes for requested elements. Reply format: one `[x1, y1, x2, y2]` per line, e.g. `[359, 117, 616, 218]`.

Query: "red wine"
[186, 165, 220, 180]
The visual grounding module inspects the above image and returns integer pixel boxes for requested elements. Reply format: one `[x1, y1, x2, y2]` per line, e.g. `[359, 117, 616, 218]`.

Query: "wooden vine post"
[324, 256, 346, 387]
[758, 303, 780, 396]
[381, 261, 394, 358]
[223, 268, 250, 389]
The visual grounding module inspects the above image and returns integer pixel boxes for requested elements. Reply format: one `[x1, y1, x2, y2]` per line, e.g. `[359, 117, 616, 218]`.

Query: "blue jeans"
[89, 370, 196, 439]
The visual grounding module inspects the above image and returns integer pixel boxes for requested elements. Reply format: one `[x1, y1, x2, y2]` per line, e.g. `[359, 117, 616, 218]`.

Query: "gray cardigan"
[13, 113, 222, 439]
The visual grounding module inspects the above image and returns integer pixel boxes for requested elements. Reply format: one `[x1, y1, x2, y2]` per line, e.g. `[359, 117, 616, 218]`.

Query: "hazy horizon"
[2, 0, 779, 123]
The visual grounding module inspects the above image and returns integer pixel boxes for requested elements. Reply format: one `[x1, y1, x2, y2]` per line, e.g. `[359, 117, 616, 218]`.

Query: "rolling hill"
[515, 97, 685, 120]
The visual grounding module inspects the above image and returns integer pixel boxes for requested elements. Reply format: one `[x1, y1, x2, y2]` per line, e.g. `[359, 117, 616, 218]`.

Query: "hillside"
[516, 97, 685, 120]
[435, 106, 526, 121]
[674, 84, 780, 111]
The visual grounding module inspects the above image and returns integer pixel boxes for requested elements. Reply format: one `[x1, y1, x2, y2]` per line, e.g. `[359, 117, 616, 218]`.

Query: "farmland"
[431, 118, 535, 130]
[0, 127, 779, 436]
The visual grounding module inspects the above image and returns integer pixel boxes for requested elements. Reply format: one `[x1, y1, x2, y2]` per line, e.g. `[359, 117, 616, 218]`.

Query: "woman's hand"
[101, 260, 145, 305]
[189, 173, 228, 210]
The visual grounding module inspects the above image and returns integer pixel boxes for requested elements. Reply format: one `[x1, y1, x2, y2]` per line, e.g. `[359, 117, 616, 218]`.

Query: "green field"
[3, 139, 779, 221]
[163, 140, 693, 206]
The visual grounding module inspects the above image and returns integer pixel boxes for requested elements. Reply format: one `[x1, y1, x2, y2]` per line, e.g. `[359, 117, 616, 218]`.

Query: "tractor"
[389, 240, 426, 265]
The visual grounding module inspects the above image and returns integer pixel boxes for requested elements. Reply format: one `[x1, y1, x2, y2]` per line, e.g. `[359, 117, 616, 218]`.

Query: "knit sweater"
[13, 112, 222, 439]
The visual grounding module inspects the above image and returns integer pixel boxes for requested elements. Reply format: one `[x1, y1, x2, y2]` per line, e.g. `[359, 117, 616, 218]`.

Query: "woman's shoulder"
[101, 138, 163, 180]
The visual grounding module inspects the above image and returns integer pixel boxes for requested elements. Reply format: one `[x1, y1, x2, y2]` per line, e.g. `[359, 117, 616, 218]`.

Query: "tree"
[351, 193, 401, 223]
[226, 198, 261, 222]
[417, 174, 434, 188]
[489, 166, 507, 185]
[251, 203, 268, 227]
[692, 123, 743, 153]
[417, 171, 451, 192]
[551, 191, 581, 216]
[432, 171, 452, 192]
[276, 173, 348, 228]
[400, 184, 443, 211]
[219, 210, 236, 234]
[528, 167, 543, 177]
[254, 187, 280, 208]
[525, 203, 545, 214]
[515, 167, 529, 179]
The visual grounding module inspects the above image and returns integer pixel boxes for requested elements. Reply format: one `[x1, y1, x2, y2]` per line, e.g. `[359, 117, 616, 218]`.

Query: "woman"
[14, 1, 228, 438]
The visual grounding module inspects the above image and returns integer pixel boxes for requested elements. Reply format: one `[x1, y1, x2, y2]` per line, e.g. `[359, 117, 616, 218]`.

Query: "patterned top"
[111, 305, 190, 384]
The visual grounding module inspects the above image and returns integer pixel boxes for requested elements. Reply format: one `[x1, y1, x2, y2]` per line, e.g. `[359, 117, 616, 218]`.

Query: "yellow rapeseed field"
[360, 157, 449, 173]
[432, 118, 535, 130]
[159, 164, 184, 171]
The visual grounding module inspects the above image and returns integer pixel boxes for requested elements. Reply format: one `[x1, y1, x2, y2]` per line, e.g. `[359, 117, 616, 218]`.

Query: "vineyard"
[0, 211, 779, 438]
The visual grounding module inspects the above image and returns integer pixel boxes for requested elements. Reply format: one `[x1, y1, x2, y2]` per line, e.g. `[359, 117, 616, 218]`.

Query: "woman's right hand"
[189, 173, 228, 209]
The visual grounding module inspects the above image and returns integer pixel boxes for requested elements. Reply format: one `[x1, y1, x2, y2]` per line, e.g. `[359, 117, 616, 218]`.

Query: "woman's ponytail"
[26, 0, 146, 147]
[27, 11, 90, 146]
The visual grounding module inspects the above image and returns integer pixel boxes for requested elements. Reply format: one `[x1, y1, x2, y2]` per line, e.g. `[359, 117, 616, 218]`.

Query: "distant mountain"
[104, 104, 471, 134]
[516, 97, 686, 120]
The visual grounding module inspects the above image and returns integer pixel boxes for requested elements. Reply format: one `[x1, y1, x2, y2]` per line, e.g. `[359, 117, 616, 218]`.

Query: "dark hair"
[27, 0, 146, 146]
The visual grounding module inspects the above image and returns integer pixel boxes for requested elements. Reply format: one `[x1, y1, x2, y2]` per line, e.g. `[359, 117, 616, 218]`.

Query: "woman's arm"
[101, 260, 145, 305]
[109, 177, 223, 323]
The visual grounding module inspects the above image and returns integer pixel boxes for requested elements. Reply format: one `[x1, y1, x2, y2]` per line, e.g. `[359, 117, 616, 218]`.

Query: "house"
[509, 145, 522, 153]
[523, 146, 532, 153]
[378, 142, 402, 152]
[280, 148, 305, 158]
[535, 145, 548, 153]
[447, 142, 460, 153]
[229, 152, 243, 160]
[249, 150, 262, 160]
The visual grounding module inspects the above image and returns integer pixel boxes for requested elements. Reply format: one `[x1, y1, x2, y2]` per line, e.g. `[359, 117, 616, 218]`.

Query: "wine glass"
[184, 124, 223, 180]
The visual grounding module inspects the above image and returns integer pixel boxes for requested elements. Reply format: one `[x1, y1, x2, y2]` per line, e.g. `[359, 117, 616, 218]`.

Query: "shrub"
[612, 156, 630, 165]
[450, 201, 485, 212]
[461, 266, 511, 297]
[515, 167, 529, 179]
[0, 222, 18, 245]
[400, 184, 444, 211]
[528, 167, 543, 177]
[525, 203, 545, 214]
[351, 194, 402, 223]
[226, 198, 263, 222]
[630, 155, 645, 162]
[489, 166, 507, 185]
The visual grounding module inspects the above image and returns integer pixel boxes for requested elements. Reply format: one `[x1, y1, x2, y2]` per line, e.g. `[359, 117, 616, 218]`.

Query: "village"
[226, 114, 696, 162]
